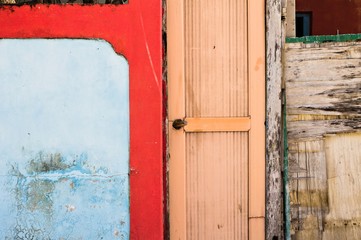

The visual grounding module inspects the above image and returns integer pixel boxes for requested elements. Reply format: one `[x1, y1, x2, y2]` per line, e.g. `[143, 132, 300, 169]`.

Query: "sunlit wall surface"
[0, 39, 130, 239]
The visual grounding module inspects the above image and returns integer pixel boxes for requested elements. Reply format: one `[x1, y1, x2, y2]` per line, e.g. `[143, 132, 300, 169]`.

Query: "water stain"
[26, 179, 55, 215]
[6, 151, 116, 239]
[27, 152, 70, 174]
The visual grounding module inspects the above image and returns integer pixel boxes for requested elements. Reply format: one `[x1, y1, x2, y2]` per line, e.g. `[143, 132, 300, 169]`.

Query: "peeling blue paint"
[0, 39, 129, 239]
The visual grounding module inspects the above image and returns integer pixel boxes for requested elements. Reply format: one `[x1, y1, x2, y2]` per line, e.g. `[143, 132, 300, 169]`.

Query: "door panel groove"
[185, 0, 248, 118]
[168, 0, 265, 238]
[186, 132, 249, 240]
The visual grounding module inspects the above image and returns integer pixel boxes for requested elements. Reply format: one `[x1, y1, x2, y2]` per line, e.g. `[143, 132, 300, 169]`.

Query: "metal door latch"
[172, 119, 187, 130]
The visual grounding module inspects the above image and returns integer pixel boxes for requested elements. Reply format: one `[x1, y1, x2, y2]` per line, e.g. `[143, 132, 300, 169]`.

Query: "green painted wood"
[286, 34, 361, 44]
[283, 91, 291, 240]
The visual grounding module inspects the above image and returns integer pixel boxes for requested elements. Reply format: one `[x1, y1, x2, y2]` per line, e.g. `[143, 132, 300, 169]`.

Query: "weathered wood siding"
[266, 0, 284, 238]
[285, 42, 361, 239]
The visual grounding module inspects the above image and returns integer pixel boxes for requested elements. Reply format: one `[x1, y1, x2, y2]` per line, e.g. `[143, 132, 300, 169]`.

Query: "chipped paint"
[286, 42, 361, 239]
[0, 39, 129, 239]
[290, 190, 328, 208]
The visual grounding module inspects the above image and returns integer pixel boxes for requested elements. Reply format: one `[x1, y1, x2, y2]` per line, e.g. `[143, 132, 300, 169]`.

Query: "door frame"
[0, 2, 163, 239]
[167, 0, 265, 238]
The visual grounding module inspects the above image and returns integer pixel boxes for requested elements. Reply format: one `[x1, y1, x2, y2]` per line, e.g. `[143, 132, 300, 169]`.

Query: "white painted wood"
[286, 0, 295, 37]
[285, 42, 361, 239]
[266, 0, 284, 238]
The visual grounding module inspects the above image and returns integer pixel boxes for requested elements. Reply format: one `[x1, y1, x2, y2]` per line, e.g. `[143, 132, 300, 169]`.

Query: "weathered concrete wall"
[0, 39, 130, 239]
[285, 42, 361, 239]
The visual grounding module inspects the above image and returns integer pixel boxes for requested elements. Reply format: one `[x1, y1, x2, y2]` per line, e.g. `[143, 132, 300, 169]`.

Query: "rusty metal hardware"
[172, 119, 187, 130]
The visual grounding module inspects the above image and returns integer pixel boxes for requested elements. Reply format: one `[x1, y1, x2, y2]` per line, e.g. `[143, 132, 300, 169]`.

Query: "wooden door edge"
[167, 0, 186, 239]
[168, 123, 186, 240]
[248, 0, 266, 239]
[167, 0, 185, 121]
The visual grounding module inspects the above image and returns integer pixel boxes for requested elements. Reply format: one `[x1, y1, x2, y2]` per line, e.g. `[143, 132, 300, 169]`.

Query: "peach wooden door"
[168, 0, 265, 239]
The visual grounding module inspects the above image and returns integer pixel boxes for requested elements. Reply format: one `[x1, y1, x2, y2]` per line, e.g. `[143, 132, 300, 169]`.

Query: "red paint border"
[0, 2, 163, 239]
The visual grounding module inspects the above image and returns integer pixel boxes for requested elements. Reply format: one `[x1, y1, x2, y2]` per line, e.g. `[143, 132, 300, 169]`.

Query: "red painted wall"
[0, 2, 164, 239]
[296, 0, 361, 35]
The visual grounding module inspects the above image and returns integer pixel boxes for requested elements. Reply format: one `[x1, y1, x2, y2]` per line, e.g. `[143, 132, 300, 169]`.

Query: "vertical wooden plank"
[183, 0, 250, 239]
[185, 0, 248, 118]
[167, 0, 185, 121]
[324, 133, 361, 239]
[186, 132, 249, 239]
[168, 0, 186, 239]
[249, 0, 266, 239]
[170, 0, 268, 238]
[169, 125, 186, 240]
[266, 0, 284, 238]
[286, 0, 296, 37]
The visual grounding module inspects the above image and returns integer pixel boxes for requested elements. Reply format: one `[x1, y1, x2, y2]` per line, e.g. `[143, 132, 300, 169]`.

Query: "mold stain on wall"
[6, 152, 128, 239]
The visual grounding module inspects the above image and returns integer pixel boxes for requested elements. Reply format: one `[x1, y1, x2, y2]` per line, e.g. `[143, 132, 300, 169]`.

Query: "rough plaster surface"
[0, 39, 130, 239]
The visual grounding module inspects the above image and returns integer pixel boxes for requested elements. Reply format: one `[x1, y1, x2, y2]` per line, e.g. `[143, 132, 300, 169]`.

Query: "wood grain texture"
[248, 0, 266, 238]
[183, 0, 261, 238]
[325, 133, 361, 220]
[184, 0, 248, 118]
[183, 0, 250, 239]
[186, 132, 248, 240]
[167, 0, 186, 239]
[285, 42, 361, 239]
[266, 0, 284, 239]
[170, 0, 265, 238]
[286, 0, 295, 37]
[285, 44, 361, 118]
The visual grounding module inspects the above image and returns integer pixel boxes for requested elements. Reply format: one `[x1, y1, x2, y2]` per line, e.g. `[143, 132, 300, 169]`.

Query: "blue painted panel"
[0, 39, 129, 239]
